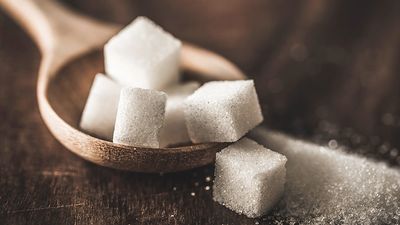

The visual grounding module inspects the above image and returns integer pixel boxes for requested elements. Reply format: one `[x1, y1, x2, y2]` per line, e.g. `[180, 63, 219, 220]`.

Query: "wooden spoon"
[1, 0, 246, 172]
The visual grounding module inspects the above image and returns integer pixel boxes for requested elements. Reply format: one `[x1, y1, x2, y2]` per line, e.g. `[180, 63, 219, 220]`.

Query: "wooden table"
[1, 1, 399, 224]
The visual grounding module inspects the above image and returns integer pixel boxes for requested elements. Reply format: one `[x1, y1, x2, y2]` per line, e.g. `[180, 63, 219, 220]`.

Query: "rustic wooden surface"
[1, 0, 400, 224]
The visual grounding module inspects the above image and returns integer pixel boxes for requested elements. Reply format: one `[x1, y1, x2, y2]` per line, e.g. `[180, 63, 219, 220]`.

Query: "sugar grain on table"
[113, 87, 166, 148]
[249, 127, 400, 225]
[104, 16, 181, 90]
[80, 74, 121, 140]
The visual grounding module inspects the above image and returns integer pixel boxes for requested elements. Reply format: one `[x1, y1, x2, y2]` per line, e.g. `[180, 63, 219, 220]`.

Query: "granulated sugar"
[249, 127, 400, 224]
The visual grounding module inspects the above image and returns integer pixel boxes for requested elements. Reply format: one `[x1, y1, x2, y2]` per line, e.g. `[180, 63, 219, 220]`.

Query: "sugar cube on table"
[113, 87, 167, 148]
[80, 73, 121, 140]
[184, 80, 263, 143]
[159, 82, 200, 147]
[213, 138, 287, 218]
[104, 16, 182, 90]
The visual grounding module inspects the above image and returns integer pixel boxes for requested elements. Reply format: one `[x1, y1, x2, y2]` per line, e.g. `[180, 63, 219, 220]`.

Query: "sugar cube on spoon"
[80, 74, 121, 140]
[113, 87, 167, 148]
[104, 17, 182, 90]
[160, 82, 200, 147]
[184, 80, 263, 143]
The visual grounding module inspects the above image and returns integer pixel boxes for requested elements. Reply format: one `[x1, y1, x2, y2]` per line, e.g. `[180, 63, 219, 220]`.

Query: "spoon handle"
[0, 0, 119, 73]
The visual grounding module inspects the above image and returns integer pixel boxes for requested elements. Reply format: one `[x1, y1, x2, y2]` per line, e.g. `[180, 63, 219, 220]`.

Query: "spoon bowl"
[1, 0, 245, 172]
[49, 49, 231, 172]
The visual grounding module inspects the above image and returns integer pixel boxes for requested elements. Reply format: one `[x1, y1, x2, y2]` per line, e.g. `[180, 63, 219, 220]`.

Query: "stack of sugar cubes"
[79, 16, 287, 218]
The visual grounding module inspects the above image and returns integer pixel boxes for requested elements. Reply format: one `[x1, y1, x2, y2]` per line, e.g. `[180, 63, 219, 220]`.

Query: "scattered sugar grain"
[390, 148, 398, 158]
[328, 139, 338, 149]
[249, 127, 400, 225]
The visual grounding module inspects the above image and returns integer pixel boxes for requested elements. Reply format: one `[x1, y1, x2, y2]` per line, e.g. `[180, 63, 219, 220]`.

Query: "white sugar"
[113, 87, 166, 148]
[159, 82, 200, 147]
[213, 138, 287, 218]
[249, 127, 400, 224]
[79, 74, 121, 140]
[184, 80, 263, 143]
[104, 16, 181, 90]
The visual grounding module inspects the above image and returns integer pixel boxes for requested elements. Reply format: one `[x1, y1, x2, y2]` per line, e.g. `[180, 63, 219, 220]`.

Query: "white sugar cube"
[213, 138, 287, 218]
[184, 80, 263, 143]
[159, 82, 200, 147]
[80, 74, 121, 140]
[104, 16, 181, 90]
[113, 87, 167, 148]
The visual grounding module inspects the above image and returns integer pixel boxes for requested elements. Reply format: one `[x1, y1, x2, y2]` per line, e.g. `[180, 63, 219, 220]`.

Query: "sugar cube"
[159, 82, 200, 147]
[104, 16, 182, 90]
[80, 74, 121, 140]
[184, 80, 263, 143]
[213, 138, 287, 218]
[113, 87, 167, 148]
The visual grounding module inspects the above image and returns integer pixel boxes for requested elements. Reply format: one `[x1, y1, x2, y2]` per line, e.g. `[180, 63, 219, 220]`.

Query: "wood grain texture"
[1, 0, 400, 224]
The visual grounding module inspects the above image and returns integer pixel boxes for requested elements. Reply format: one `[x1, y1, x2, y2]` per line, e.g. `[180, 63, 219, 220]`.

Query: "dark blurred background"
[1, 0, 399, 224]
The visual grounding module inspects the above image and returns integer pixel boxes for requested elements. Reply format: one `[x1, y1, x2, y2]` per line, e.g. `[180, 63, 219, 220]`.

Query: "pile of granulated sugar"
[249, 127, 400, 224]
